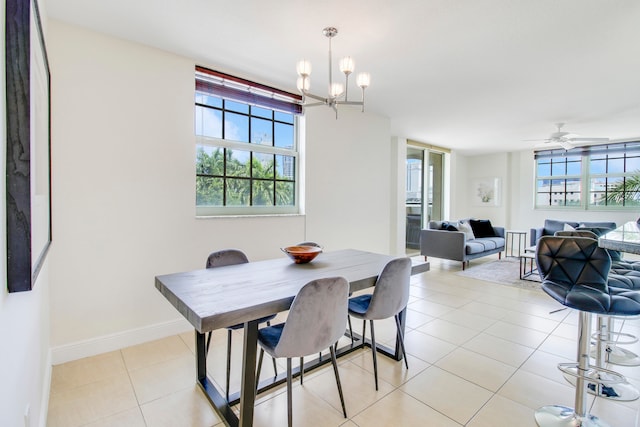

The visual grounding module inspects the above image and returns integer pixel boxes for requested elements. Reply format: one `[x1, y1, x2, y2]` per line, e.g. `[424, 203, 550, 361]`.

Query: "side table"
[520, 252, 539, 281]
[506, 230, 528, 257]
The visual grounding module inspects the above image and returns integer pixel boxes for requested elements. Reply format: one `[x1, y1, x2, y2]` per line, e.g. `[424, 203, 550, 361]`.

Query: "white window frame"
[534, 141, 640, 210]
[195, 67, 302, 216]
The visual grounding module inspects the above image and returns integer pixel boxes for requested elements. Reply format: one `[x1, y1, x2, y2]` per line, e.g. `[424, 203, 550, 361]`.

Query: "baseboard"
[50, 318, 192, 365]
[38, 349, 52, 427]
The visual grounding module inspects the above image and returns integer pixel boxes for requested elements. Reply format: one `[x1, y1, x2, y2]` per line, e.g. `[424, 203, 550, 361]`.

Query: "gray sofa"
[420, 220, 505, 270]
[530, 219, 617, 246]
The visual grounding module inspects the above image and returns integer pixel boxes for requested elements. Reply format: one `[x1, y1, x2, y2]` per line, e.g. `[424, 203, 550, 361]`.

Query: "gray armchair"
[530, 219, 616, 246]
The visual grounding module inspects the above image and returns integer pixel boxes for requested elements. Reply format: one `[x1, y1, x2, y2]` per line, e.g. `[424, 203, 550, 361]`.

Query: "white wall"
[47, 21, 394, 363]
[305, 107, 392, 254]
[1, 1, 52, 426]
[453, 150, 637, 235]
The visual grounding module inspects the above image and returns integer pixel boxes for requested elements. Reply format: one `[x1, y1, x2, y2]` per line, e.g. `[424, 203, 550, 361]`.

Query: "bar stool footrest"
[591, 330, 638, 346]
[559, 364, 640, 402]
[590, 345, 640, 366]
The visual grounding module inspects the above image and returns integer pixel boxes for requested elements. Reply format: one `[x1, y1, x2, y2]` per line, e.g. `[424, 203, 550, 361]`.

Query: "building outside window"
[535, 141, 640, 209]
[195, 67, 302, 216]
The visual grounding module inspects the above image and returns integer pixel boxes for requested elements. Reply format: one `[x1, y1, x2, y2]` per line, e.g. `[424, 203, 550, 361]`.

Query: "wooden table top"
[155, 249, 429, 333]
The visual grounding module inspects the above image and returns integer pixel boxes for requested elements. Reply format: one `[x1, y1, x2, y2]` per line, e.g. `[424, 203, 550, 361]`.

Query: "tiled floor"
[47, 258, 640, 426]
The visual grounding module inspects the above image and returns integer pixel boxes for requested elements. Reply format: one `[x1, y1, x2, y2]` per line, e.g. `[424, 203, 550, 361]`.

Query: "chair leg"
[347, 316, 354, 344]
[226, 329, 232, 400]
[256, 348, 264, 391]
[300, 357, 304, 384]
[267, 321, 278, 377]
[395, 314, 409, 369]
[205, 331, 212, 356]
[287, 358, 293, 427]
[369, 319, 379, 391]
[330, 344, 348, 418]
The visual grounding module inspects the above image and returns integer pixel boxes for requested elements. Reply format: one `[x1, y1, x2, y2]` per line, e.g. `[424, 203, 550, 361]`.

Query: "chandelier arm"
[344, 74, 349, 101]
[328, 34, 333, 93]
[335, 101, 364, 106]
[302, 92, 329, 102]
[303, 101, 328, 107]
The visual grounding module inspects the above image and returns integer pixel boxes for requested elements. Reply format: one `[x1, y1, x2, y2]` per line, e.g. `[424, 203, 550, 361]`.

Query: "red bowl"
[281, 245, 322, 264]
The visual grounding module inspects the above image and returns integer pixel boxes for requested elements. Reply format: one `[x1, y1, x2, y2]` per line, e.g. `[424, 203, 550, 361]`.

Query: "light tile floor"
[48, 258, 640, 426]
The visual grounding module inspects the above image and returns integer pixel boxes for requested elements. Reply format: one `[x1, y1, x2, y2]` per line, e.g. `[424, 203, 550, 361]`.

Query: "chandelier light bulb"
[330, 83, 344, 97]
[356, 72, 370, 89]
[339, 56, 355, 75]
[296, 76, 310, 92]
[296, 60, 312, 77]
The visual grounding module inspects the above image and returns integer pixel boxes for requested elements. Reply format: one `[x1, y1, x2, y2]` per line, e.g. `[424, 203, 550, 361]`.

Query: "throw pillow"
[469, 219, 496, 238]
[444, 224, 458, 231]
[564, 223, 576, 231]
[458, 221, 475, 240]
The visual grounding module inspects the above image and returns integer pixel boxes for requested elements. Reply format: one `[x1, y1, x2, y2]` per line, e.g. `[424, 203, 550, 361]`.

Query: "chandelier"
[296, 27, 370, 117]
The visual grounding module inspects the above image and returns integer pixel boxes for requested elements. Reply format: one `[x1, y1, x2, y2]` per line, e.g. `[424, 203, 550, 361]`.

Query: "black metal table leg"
[239, 320, 259, 427]
[196, 331, 238, 427]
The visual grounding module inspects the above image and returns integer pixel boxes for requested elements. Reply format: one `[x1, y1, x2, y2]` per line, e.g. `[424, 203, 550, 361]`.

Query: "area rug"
[456, 258, 542, 291]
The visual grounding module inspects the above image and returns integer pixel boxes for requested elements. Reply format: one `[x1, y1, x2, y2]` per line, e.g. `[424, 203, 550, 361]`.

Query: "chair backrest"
[366, 257, 412, 320]
[554, 230, 599, 239]
[206, 249, 249, 269]
[273, 276, 349, 358]
[553, 230, 622, 261]
[536, 236, 611, 292]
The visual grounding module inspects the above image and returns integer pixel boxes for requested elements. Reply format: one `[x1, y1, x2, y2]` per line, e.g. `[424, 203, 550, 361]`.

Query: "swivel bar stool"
[535, 236, 640, 427]
[555, 230, 640, 369]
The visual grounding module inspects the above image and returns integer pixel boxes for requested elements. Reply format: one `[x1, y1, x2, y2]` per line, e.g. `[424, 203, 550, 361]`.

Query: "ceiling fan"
[525, 123, 609, 150]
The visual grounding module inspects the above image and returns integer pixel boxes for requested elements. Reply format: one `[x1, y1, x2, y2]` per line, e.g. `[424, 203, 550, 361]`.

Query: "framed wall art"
[5, 0, 52, 292]
[472, 177, 501, 207]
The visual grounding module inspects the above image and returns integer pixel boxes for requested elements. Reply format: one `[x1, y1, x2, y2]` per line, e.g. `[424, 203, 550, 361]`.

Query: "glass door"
[406, 147, 444, 252]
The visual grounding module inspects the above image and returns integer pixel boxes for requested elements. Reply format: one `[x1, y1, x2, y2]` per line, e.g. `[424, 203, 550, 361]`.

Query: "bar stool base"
[590, 345, 640, 367]
[535, 405, 610, 427]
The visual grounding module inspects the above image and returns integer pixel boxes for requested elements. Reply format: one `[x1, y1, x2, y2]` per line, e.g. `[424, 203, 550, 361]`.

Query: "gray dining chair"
[348, 257, 412, 390]
[255, 276, 349, 427]
[205, 249, 277, 400]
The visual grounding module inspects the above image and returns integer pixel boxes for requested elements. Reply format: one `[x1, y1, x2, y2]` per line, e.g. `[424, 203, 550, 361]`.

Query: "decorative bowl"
[281, 245, 322, 264]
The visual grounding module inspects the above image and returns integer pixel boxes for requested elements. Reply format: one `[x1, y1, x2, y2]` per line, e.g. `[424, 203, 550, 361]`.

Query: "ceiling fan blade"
[558, 140, 575, 150]
[568, 137, 609, 142]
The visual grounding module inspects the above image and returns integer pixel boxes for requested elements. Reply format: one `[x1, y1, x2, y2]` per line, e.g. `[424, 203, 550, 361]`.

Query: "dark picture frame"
[5, 0, 52, 292]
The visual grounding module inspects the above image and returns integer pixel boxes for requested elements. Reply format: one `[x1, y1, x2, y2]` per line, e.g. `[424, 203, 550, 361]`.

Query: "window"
[535, 141, 640, 209]
[195, 67, 302, 215]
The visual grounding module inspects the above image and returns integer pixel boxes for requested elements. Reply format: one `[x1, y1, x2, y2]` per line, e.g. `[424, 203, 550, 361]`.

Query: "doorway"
[405, 147, 445, 252]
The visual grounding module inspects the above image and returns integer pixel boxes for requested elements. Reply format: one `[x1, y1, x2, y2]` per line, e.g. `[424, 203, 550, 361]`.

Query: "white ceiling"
[46, 0, 640, 155]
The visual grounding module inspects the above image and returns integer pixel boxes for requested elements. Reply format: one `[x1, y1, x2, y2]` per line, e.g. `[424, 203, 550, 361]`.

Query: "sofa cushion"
[458, 222, 475, 240]
[469, 219, 497, 237]
[544, 219, 579, 236]
[465, 237, 504, 255]
[578, 222, 617, 235]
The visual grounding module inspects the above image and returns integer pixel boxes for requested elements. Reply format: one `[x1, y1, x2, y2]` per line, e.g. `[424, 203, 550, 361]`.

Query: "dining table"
[155, 248, 430, 427]
[598, 221, 640, 255]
